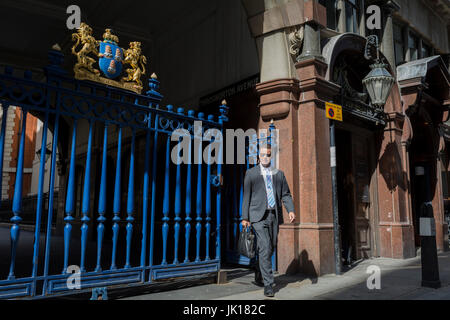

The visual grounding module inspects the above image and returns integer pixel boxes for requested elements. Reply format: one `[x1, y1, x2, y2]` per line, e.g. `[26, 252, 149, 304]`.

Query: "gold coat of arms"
[71, 22, 147, 94]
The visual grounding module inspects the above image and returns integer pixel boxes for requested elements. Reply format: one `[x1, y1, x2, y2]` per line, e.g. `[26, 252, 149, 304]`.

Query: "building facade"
[241, 0, 450, 276]
[0, 0, 449, 292]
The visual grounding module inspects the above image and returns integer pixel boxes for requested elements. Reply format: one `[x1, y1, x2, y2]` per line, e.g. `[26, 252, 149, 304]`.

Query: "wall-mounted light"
[362, 35, 395, 111]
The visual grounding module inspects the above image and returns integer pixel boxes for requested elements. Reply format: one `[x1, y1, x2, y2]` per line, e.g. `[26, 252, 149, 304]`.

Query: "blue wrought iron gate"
[0, 48, 227, 299]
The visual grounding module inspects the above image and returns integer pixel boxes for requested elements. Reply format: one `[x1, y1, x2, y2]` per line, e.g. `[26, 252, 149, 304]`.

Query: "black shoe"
[252, 280, 264, 287]
[255, 269, 263, 282]
[264, 285, 274, 297]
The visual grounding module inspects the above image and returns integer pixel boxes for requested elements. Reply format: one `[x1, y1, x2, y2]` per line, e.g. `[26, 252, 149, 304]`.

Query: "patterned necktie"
[266, 173, 275, 208]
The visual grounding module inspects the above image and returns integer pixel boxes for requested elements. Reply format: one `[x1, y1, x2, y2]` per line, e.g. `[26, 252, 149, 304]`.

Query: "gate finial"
[46, 44, 66, 77]
[219, 100, 229, 124]
[52, 43, 62, 51]
[146, 73, 163, 102]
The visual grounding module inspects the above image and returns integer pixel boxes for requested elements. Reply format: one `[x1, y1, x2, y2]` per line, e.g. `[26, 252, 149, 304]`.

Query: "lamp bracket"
[364, 35, 380, 63]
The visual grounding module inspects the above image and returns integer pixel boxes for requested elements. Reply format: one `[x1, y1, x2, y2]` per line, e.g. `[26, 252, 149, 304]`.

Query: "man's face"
[259, 147, 272, 167]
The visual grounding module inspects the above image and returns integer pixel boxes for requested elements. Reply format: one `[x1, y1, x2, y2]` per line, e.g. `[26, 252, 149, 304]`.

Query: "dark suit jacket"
[241, 165, 295, 224]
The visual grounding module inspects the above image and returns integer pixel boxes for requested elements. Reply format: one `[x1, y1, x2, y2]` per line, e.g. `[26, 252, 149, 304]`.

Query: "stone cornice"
[256, 78, 301, 121]
[295, 58, 341, 104]
[385, 111, 406, 133]
[255, 78, 300, 96]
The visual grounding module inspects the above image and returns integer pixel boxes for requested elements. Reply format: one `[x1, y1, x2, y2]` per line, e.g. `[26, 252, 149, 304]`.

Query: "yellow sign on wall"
[325, 102, 343, 122]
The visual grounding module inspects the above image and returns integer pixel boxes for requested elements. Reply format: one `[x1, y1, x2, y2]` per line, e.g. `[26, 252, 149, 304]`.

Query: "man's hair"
[259, 143, 272, 152]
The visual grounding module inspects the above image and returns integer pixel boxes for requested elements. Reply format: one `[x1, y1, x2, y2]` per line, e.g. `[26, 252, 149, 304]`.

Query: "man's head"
[259, 144, 272, 168]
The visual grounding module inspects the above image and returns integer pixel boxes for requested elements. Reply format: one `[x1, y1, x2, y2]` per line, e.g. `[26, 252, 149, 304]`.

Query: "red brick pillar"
[294, 57, 340, 276]
[377, 86, 416, 259]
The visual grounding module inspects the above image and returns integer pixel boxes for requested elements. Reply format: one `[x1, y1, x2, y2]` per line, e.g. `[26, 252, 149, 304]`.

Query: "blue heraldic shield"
[99, 41, 123, 79]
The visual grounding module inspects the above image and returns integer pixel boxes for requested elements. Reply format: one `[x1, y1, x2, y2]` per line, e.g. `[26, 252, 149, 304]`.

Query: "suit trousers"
[252, 210, 277, 287]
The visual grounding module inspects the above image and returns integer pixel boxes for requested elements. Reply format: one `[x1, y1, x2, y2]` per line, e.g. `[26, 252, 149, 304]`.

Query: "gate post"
[217, 101, 229, 263]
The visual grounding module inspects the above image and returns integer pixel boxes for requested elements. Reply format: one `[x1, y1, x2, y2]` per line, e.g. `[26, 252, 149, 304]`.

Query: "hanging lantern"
[363, 62, 395, 109]
[362, 35, 395, 110]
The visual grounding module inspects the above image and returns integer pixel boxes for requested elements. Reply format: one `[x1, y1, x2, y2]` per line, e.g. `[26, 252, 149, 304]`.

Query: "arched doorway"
[322, 33, 417, 263]
[323, 33, 390, 264]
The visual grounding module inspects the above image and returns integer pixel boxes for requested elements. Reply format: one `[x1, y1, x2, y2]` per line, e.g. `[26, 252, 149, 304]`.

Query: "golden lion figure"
[71, 22, 100, 75]
[122, 41, 147, 88]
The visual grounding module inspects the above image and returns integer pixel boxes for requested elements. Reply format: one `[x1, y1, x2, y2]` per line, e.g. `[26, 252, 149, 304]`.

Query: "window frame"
[393, 21, 406, 66]
[345, 0, 360, 34]
[408, 31, 420, 61]
[318, 0, 337, 30]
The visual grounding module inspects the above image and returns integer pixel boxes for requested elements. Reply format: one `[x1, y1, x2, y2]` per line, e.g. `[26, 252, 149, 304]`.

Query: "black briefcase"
[238, 227, 256, 259]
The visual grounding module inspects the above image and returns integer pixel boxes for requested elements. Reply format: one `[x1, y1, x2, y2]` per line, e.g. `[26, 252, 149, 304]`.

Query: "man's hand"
[242, 220, 250, 229]
[288, 212, 296, 223]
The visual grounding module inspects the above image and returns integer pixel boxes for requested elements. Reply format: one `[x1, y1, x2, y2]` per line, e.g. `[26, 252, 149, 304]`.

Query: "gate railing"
[0, 48, 227, 299]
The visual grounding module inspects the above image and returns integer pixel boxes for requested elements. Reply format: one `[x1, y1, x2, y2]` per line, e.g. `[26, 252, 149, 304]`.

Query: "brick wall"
[0, 106, 38, 201]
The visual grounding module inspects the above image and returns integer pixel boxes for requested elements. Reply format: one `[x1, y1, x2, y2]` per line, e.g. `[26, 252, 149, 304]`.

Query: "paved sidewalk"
[121, 251, 450, 300]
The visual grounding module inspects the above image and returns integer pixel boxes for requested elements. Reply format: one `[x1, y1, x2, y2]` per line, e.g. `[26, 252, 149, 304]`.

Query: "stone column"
[298, 23, 324, 62]
[242, 0, 298, 272]
[359, 0, 366, 37]
[294, 15, 341, 276]
[377, 111, 416, 259]
[249, 0, 329, 275]
[381, 1, 400, 73]
[256, 79, 301, 275]
[337, 0, 347, 33]
[242, 0, 297, 82]
[377, 81, 418, 259]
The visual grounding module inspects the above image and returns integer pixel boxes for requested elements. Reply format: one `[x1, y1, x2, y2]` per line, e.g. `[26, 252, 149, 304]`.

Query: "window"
[393, 23, 404, 65]
[318, 0, 337, 30]
[422, 43, 431, 58]
[345, 0, 359, 33]
[408, 33, 419, 61]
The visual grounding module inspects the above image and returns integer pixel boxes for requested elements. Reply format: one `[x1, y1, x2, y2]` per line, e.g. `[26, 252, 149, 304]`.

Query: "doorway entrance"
[336, 127, 377, 265]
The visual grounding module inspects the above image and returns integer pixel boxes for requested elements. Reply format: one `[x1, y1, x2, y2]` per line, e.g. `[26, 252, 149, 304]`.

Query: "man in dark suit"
[241, 144, 295, 297]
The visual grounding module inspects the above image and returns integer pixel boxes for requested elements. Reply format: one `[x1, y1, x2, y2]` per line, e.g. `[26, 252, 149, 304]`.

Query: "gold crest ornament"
[122, 41, 147, 90]
[70, 23, 148, 94]
[71, 22, 100, 76]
